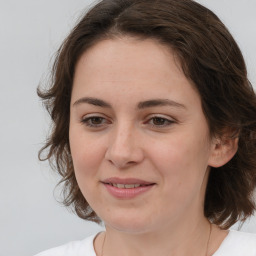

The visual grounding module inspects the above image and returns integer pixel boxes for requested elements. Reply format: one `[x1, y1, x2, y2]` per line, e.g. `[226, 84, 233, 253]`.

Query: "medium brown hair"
[38, 0, 256, 228]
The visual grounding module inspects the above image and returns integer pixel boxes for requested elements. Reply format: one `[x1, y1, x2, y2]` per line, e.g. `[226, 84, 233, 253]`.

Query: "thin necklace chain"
[206, 223, 212, 256]
[100, 223, 212, 256]
[100, 232, 106, 256]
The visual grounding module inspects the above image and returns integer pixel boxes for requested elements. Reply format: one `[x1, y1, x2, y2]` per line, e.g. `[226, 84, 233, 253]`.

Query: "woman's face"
[69, 37, 216, 233]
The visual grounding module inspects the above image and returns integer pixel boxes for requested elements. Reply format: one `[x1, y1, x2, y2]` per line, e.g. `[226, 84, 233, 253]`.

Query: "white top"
[35, 230, 256, 256]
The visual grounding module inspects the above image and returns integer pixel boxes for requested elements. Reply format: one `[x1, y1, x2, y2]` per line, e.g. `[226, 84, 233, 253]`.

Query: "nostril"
[106, 158, 137, 169]
[105, 142, 144, 168]
[127, 161, 137, 165]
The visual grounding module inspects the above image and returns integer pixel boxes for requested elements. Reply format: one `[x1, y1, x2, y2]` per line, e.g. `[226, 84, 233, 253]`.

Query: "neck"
[100, 216, 211, 256]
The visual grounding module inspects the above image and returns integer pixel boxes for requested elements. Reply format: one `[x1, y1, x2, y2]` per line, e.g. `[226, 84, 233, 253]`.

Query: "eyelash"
[81, 115, 175, 128]
[81, 116, 109, 127]
[147, 116, 175, 128]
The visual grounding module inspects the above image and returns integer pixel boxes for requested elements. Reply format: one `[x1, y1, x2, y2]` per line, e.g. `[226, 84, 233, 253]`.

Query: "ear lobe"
[208, 136, 239, 168]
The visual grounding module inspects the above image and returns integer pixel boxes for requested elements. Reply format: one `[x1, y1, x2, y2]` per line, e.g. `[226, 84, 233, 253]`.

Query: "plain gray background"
[0, 1, 255, 255]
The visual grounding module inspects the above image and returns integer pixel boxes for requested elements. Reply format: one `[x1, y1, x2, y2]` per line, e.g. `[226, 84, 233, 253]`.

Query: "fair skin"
[69, 37, 237, 256]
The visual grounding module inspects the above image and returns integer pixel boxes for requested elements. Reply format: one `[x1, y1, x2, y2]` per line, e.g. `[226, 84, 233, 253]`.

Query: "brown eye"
[81, 116, 108, 127]
[90, 117, 104, 124]
[147, 116, 175, 128]
[152, 117, 167, 125]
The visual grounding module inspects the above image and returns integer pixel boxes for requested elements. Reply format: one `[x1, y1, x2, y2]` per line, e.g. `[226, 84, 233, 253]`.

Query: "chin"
[102, 211, 158, 234]
[106, 221, 152, 234]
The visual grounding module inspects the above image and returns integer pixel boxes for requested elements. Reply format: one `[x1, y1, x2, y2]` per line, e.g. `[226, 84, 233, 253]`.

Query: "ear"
[208, 134, 239, 168]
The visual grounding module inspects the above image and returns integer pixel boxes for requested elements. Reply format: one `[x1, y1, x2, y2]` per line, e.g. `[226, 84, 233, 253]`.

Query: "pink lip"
[101, 177, 156, 199]
[102, 177, 154, 185]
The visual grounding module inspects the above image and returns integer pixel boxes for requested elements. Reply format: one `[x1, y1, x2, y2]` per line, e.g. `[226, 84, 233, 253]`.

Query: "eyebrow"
[73, 97, 186, 110]
[137, 99, 186, 110]
[73, 97, 111, 108]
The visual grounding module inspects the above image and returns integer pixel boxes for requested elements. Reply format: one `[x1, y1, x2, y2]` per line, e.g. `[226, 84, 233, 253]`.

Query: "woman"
[36, 0, 256, 255]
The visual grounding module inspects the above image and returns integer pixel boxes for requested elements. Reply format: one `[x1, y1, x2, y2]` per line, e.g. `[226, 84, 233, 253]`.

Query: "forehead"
[75, 37, 182, 78]
[72, 37, 200, 109]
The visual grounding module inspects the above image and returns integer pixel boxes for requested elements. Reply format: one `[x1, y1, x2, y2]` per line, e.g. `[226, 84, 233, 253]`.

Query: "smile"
[108, 183, 150, 189]
[101, 178, 156, 199]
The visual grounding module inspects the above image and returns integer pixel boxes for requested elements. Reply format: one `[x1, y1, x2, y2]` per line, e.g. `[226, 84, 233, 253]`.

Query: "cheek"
[149, 131, 210, 186]
[149, 134, 211, 216]
[69, 130, 107, 206]
[69, 127, 106, 178]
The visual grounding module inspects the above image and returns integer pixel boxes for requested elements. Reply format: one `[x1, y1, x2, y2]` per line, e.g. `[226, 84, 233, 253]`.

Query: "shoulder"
[214, 230, 256, 256]
[34, 233, 97, 256]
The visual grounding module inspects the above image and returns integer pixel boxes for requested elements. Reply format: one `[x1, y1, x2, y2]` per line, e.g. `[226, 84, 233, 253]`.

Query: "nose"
[104, 123, 144, 169]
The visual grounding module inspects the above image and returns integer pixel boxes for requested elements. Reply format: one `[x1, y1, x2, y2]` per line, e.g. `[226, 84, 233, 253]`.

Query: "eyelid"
[144, 114, 176, 128]
[80, 113, 177, 129]
[80, 114, 111, 128]
[81, 112, 106, 119]
[145, 114, 176, 122]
